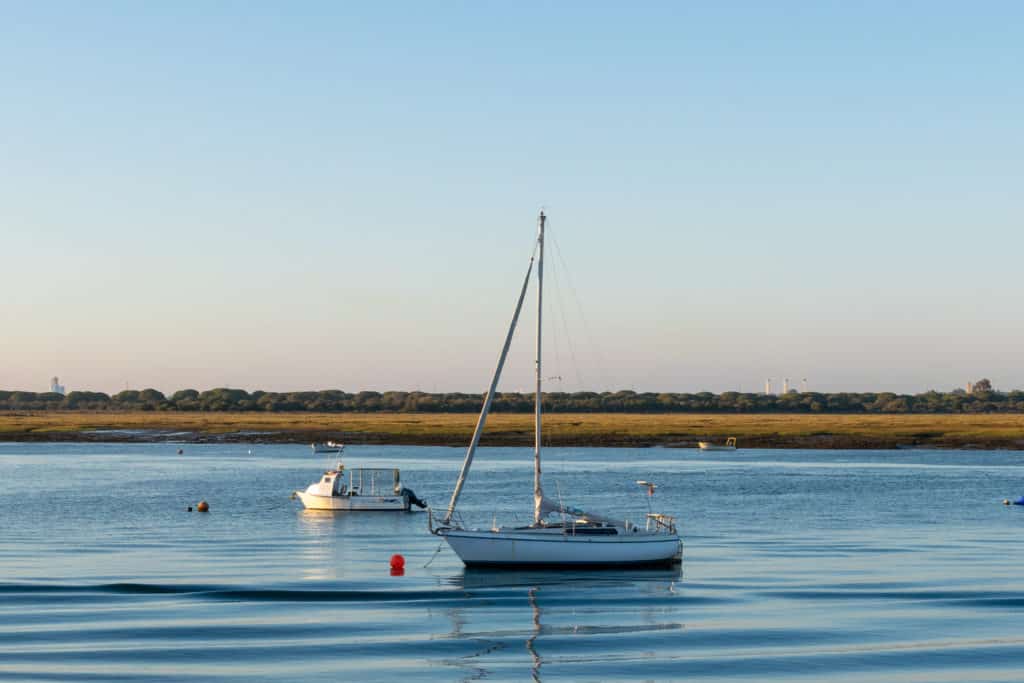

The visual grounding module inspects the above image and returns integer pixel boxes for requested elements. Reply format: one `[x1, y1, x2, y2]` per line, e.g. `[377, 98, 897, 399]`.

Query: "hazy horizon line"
[1, 385, 1002, 397]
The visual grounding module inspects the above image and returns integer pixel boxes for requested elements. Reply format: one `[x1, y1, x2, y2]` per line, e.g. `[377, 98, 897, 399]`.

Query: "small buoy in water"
[1005, 499, 1011, 506]
[187, 506, 193, 512]
[390, 554, 405, 576]
[197, 500, 209, 512]
[177, 448, 184, 455]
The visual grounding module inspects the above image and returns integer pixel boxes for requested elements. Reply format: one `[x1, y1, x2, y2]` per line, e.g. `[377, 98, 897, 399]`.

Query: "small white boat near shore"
[311, 441, 345, 455]
[293, 464, 427, 511]
[698, 437, 736, 451]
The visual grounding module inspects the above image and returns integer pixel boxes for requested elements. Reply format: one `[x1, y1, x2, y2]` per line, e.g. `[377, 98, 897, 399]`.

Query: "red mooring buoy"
[390, 554, 405, 576]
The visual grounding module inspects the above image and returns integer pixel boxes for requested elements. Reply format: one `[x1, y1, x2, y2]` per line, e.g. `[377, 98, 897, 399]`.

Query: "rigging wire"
[547, 227, 565, 395]
[541, 223, 578, 477]
[550, 230, 612, 390]
[540, 217, 558, 453]
[547, 224, 585, 390]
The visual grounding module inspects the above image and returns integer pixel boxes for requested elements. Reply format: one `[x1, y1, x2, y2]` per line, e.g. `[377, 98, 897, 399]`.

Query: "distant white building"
[50, 376, 66, 395]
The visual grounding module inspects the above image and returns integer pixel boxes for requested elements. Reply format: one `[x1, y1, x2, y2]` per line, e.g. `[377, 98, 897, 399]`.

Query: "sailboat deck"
[525, 525, 619, 535]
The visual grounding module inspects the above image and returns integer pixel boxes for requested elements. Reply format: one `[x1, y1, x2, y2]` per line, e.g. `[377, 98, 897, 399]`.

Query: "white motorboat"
[697, 437, 736, 451]
[430, 211, 682, 568]
[311, 441, 345, 455]
[293, 464, 427, 511]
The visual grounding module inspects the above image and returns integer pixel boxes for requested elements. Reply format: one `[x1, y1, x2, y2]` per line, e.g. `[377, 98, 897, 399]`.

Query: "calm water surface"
[2, 443, 1024, 681]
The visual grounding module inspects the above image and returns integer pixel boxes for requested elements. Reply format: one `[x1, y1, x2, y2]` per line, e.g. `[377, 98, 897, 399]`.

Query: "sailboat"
[429, 211, 682, 568]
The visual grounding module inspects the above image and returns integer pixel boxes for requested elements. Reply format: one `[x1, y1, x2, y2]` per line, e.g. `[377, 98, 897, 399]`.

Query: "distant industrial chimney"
[801, 378, 808, 393]
[765, 378, 773, 395]
[50, 376, 66, 396]
[783, 378, 790, 394]
[967, 382, 974, 394]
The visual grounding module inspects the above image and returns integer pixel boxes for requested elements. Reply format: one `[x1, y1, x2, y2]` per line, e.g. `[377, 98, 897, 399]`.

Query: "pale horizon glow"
[3, 3, 1023, 397]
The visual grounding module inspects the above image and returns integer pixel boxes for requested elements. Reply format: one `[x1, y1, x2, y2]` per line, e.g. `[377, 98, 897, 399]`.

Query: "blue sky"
[2, 2, 1022, 394]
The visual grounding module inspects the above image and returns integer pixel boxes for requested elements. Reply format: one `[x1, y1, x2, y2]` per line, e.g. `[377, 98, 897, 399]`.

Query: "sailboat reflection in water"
[454, 568, 684, 681]
[429, 211, 683, 568]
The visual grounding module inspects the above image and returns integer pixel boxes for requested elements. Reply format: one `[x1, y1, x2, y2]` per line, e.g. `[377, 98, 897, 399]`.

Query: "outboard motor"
[401, 488, 427, 510]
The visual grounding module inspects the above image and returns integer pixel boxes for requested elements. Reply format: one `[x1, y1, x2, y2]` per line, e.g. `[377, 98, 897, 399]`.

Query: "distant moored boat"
[698, 437, 737, 451]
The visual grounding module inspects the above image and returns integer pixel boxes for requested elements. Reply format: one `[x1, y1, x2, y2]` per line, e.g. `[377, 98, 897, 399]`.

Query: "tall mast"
[533, 211, 545, 525]
[443, 238, 538, 525]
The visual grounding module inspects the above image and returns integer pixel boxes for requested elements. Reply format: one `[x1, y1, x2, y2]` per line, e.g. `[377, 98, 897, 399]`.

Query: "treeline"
[2, 387, 1024, 414]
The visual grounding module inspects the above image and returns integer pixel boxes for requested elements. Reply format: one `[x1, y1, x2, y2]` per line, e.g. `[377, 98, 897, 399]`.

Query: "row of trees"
[1, 382, 1022, 414]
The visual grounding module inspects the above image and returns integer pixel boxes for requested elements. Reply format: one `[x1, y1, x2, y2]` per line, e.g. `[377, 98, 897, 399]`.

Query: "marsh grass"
[2, 411, 1024, 448]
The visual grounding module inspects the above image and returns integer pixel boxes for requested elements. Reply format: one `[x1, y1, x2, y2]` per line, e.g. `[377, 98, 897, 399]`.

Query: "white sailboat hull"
[294, 491, 409, 511]
[439, 528, 682, 567]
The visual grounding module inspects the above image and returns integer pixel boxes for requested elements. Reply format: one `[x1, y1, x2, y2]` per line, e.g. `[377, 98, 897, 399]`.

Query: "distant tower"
[783, 378, 790, 394]
[50, 376, 66, 396]
[967, 382, 974, 394]
[801, 378, 808, 393]
[765, 378, 773, 395]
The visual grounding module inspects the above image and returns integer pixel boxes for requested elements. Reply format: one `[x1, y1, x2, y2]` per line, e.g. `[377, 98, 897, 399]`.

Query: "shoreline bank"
[3, 411, 1024, 450]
